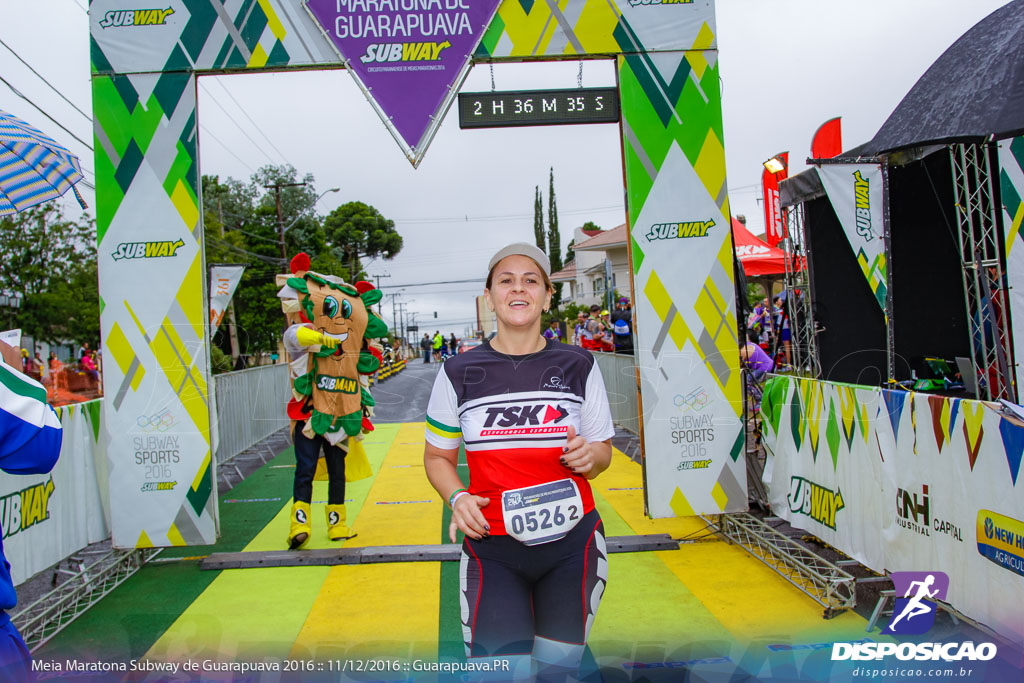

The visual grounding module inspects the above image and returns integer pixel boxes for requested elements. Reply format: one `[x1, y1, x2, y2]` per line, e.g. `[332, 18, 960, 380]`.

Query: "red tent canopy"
[732, 217, 803, 276]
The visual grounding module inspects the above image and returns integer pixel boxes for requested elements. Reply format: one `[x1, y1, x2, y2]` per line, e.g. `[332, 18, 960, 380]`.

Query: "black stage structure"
[776, 0, 1024, 401]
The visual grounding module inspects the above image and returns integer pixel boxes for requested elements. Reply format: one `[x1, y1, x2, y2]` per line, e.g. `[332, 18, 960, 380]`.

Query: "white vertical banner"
[209, 265, 245, 336]
[817, 164, 888, 311]
[999, 137, 1024, 385]
[0, 329, 20, 348]
[95, 72, 217, 548]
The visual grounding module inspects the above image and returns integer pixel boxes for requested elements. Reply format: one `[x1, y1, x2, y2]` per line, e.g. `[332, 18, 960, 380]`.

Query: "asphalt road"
[372, 356, 440, 423]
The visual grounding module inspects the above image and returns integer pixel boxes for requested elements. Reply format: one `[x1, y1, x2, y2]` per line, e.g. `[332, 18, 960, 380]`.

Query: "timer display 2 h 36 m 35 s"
[458, 88, 620, 129]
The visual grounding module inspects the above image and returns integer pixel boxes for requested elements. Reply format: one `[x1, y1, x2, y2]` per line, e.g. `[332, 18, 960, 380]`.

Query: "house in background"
[551, 224, 631, 309]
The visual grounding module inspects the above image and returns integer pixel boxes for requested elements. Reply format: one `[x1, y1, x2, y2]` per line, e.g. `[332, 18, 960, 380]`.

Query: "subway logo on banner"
[852, 170, 873, 240]
[977, 509, 1024, 577]
[141, 482, 177, 492]
[645, 220, 715, 241]
[360, 41, 452, 63]
[315, 375, 359, 394]
[111, 239, 184, 261]
[98, 8, 174, 28]
[787, 476, 844, 529]
[1, 477, 54, 540]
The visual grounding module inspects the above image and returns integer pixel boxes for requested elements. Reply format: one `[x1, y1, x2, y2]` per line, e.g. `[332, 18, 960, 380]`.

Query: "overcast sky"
[0, 0, 1011, 338]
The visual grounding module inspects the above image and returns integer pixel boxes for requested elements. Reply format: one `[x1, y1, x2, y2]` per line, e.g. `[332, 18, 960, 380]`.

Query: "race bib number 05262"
[501, 479, 583, 546]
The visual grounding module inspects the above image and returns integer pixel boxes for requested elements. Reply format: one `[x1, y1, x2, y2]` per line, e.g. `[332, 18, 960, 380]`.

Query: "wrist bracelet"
[448, 488, 468, 509]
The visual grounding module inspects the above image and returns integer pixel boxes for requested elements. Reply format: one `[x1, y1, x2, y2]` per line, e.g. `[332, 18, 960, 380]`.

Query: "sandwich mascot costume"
[277, 253, 388, 549]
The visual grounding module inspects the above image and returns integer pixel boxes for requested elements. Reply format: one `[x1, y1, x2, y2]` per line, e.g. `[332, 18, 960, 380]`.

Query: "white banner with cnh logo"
[208, 265, 245, 335]
[762, 376, 1024, 648]
[817, 164, 888, 311]
[4, 401, 109, 586]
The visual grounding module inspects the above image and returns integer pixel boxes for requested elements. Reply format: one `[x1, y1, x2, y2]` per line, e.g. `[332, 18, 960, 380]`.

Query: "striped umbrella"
[0, 107, 87, 216]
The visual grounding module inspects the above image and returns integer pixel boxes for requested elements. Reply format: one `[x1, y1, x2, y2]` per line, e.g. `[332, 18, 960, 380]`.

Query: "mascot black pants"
[292, 420, 347, 505]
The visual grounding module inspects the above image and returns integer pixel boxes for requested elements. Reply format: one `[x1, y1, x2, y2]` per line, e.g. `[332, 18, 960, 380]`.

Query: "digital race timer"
[458, 88, 620, 129]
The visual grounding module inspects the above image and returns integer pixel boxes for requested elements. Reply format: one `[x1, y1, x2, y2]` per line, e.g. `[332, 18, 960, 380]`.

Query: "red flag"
[811, 117, 842, 160]
[762, 152, 788, 247]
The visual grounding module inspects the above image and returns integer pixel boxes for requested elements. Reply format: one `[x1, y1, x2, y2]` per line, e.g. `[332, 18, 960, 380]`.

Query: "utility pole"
[397, 303, 407, 343]
[374, 272, 391, 290]
[217, 197, 241, 365]
[264, 181, 307, 260]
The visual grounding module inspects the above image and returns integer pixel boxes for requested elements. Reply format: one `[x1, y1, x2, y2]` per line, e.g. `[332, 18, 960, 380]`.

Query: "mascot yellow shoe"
[326, 504, 356, 541]
[288, 501, 312, 549]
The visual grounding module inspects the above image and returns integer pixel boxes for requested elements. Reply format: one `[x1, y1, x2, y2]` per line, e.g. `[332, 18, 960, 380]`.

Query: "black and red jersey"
[425, 339, 615, 535]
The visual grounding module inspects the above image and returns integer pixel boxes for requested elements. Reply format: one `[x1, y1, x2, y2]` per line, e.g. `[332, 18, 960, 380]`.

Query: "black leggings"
[459, 509, 606, 663]
[292, 421, 347, 505]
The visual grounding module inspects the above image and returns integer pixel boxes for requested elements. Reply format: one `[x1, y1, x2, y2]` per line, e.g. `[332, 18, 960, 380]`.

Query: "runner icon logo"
[295, 508, 307, 524]
[883, 571, 949, 635]
[329, 510, 340, 525]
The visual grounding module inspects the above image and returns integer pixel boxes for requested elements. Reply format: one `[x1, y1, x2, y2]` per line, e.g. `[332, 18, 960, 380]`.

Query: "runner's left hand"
[560, 425, 593, 475]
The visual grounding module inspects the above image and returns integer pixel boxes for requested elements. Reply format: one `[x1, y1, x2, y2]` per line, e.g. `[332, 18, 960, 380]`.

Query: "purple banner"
[305, 0, 500, 157]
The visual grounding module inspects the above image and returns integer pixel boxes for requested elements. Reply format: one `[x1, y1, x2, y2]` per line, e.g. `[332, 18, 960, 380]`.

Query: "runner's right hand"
[450, 495, 490, 543]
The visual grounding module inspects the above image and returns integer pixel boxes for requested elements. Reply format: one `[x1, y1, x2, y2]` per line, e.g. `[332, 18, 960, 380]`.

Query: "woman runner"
[424, 243, 615, 680]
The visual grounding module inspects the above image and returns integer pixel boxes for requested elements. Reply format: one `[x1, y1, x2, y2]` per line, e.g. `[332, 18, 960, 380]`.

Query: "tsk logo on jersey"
[645, 219, 715, 241]
[481, 404, 569, 436]
[111, 239, 185, 261]
[98, 8, 175, 28]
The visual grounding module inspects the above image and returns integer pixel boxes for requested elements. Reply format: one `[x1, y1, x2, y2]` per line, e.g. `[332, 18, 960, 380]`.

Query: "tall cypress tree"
[533, 185, 546, 253]
[547, 167, 563, 307]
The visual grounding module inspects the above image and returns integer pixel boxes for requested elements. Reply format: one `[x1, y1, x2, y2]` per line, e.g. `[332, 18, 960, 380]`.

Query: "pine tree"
[547, 167, 563, 307]
[533, 186, 546, 253]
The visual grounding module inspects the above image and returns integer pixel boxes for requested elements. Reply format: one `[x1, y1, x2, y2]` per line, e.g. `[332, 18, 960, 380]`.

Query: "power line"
[220, 224, 281, 245]
[388, 277, 485, 288]
[0, 38, 92, 123]
[0, 73, 93, 151]
[205, 235, 286, 264]
[198, 81, 280, 167]
[214, 79, 292, 165]
[199, 124, 256, 174]
[392, 203, 624, 225]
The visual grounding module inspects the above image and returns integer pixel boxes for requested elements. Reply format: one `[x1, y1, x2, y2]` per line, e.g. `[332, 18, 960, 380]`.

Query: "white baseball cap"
[487, 242, 550, 276]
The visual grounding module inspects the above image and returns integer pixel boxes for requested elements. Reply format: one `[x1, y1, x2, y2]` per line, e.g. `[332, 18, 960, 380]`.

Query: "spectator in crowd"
[432, 331, 443, 362]
[599, 310, 614, 352]
[748, 298, 769, 345]
[449, 333, 457, 354]
[81, 351, 99, 386]
[772, 296, 792, 368]
[420, 333, 432, 363]
[580, 305, 603, 351]
[574, 311, 587, 346]
[740, 329, 775, 412]
[610, 297, 634, 355]
[543, 319, 562, 342]
[33, 352, 45, 382]
[46, 352, 65, 397]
